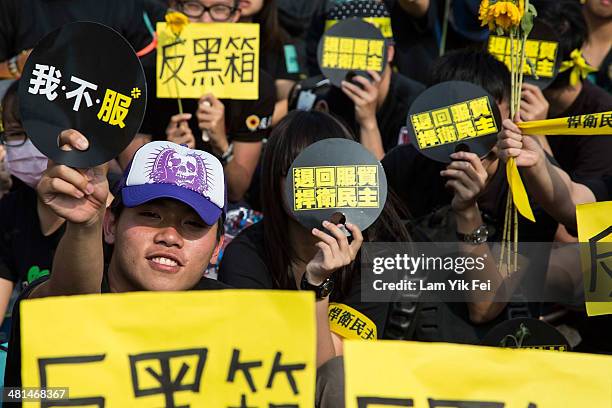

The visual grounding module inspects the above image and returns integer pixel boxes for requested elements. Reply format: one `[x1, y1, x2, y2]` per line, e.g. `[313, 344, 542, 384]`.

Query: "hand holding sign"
[307, 221, 363, 285]
[166, 113, 195, 149]
[197, 94, 227, 152]
[341, 70, 381, 130]
[37, 130, 109, 225]
[520, 83, 550, 122]
[497, 118, 544, 168]
[441, 151, 489, 213]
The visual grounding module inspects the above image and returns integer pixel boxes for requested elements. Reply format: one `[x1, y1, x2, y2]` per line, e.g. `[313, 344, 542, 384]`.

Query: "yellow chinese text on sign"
[320, 36, 385, 72]
[488, 35, 558, 79]
[577, 201, 612, 316]
[344, 340, 612, 408]
[21, 291, 315, 407]
[156, 23, 260, 100]
[293, 165, 380, 211]
[410, 97, 498, 150]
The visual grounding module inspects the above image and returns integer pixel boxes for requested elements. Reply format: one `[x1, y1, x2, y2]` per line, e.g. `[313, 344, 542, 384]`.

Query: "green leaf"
[521, 12, 534, 36]
[496, 26, 505, 36]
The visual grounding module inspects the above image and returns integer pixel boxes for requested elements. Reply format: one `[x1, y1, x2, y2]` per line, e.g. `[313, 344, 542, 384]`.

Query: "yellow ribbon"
[559, 49, 598, 86]
[518, 111, 612, 135]
[328, 303, 377, 340]
[506, 158, 535, 222]
[507, 110, 612, 223]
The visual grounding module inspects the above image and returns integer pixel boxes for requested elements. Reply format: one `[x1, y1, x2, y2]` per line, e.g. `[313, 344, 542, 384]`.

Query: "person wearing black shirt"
[582, 0, 612, 93]
[238, 0, 303, 124]
[3, 138, 229, 395]
[382, 50, 559, 344]
[140, 0, 277, 205]
[0, 0, 161, 79]
[535, 0, 612, 180]
[0, 81, 62, 331]
[219, 111, 411, 345]
[303, 1, 426, 159]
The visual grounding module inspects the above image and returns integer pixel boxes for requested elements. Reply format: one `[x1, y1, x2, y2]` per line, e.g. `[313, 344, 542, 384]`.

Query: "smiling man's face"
[104, 199, 220, 292]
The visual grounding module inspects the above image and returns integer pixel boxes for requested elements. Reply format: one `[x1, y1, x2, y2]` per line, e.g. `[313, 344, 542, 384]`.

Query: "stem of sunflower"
[174, 34, 183, 115]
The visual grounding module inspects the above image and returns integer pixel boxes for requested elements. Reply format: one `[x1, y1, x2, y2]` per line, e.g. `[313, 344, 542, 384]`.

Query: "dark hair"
[252, 0, 288, 55]
[429, 49, 511, 104]
[532, 0, 588, 89]
[261, 110, 410, 296]
[1, 80, 21, 126]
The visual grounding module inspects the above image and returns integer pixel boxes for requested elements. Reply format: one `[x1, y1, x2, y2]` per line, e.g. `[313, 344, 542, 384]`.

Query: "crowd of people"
[0, 0, 610, 405]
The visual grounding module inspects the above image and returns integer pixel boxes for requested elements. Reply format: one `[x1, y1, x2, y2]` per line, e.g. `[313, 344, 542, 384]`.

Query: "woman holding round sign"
[218, 110, 411, 364]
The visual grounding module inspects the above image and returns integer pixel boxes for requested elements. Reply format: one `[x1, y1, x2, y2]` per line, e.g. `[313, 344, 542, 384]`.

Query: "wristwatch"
[300, 273, 335, 299]
[457, 224, 489, 245]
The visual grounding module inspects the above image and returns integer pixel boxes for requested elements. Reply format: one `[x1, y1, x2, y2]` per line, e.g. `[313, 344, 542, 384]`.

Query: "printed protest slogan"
[410, 96, 498, 149]
[293, 165, 379, 211]
[344, 340, 612, 408]
[27, 64, 142, 129]
[577, 201, 612, 316]
[320, 36, 385, 72]
[328, 303, 377, 341]
[156, 23, 260, 100]
[488, 36, 558, 79]
[324, 18, 393, 39]
[518, 111, 612, 136]
[21, 291, 315, 407]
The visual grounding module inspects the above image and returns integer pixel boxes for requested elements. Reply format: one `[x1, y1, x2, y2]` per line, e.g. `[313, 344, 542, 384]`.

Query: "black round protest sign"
[487, 21, 561, 90]
[317, 18, 388, 88]
[19, 22, 147, 167]
[406, 81, 501, 163]
[482, 318, 570, 351]
[285, 139, 388, 232]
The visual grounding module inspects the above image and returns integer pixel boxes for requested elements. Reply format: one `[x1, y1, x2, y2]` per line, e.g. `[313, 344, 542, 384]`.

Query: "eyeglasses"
[177, 1, 238, 21]
[0, 130, 27, 147]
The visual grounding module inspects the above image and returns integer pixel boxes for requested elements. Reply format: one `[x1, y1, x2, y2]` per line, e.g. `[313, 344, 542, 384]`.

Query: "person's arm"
[442, 151, 510, 323]
[398, 0, 430, 18]
[304, 222, 363, 367]
[223, 141, 262, 202]
[497, 119, 595, 230]
[341, 71, 385, 160]
[0, 277, 14, 327]
[29, 130, 109, 299]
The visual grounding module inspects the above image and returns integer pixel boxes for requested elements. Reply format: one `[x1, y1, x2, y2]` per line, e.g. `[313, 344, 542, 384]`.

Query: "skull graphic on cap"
[148, 147, 213, 196]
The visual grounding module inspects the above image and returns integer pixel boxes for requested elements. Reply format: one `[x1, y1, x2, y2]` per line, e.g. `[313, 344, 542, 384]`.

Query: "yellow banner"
[156, 22, 260, 100]
[345, 340, 612, 408]
[518, 111, 612, 136]
[577, 201, 612, 316]
[328, 303, 377, 340]
[21, 291, 315, 407]
[325, 17, 393, 39]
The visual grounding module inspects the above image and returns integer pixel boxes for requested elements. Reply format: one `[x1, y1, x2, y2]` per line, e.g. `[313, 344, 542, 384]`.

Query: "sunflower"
[479, 1, 523, 32]
[165, 10, 189, 37]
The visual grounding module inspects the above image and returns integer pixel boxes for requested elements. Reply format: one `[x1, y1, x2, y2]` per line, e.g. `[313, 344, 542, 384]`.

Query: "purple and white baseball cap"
[119, 141, 226, 225]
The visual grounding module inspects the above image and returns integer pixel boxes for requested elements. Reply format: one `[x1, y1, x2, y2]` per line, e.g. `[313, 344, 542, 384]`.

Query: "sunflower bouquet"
[479, 0, 537, 274]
